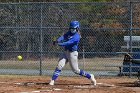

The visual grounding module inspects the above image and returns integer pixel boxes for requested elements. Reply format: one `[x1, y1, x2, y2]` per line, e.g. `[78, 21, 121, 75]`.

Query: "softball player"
[49, 20, 96, 86]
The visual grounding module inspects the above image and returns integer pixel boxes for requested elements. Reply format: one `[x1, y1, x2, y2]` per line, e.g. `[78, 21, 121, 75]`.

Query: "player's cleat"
[90, 74, 96, 86]
[49, 80, 54, 85]
[123, 53, 132, 62]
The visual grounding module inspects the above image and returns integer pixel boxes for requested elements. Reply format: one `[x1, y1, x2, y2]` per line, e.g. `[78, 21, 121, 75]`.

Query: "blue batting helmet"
[70, 20, 80, 29]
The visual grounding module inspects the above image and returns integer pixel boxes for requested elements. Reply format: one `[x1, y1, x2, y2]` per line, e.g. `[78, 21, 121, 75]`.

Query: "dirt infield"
[0, 75, 140, 93]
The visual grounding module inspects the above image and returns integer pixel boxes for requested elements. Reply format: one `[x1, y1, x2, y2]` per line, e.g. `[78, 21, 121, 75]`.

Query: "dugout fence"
[0, 2, 140, 77]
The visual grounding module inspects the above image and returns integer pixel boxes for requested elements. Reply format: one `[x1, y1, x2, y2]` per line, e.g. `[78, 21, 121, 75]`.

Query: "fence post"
[39, 3, 43, 76]
[82, 45, 85, 70]
[129, 1, 133, 78]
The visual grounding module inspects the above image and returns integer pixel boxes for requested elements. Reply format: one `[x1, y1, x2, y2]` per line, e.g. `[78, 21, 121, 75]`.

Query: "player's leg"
[69, 51, 96, 85]
[49, 52, 68, 85]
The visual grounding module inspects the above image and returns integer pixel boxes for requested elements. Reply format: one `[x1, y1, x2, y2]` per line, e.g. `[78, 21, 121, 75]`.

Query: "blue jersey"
[57, 31, 80, 52]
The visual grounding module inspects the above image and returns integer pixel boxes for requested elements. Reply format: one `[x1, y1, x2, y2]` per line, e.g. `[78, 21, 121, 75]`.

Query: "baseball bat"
[53, 35, 57, 45]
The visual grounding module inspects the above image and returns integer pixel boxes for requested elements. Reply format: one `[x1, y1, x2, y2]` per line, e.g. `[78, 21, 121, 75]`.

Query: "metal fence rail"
[0, 2, 140, 76]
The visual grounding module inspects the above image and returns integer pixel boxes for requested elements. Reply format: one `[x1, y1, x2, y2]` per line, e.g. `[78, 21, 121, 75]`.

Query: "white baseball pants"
[57, 51, 80, 74]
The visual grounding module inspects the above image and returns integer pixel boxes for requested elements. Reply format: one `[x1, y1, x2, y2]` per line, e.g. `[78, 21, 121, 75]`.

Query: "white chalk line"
[73, 83, 115, 88]
[73, 85, 95, 88]
[18, 88, 62, 93]
[97, 82, 115, 87]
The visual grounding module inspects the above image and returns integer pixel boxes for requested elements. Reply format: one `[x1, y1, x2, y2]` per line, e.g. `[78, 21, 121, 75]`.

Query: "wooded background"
[0, 1, 140, 60]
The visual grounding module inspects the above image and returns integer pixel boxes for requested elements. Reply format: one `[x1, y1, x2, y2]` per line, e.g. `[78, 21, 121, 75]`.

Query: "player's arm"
[53, 36, 64, 45]
[53, 32, 69, 45]
[57, 35, 64, 42]
[57, 31, 69, 42]
[58, 35, 80, 46]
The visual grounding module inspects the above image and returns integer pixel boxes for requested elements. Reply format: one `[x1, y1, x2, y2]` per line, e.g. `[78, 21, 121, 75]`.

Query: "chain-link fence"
[0, 2, 140, 76]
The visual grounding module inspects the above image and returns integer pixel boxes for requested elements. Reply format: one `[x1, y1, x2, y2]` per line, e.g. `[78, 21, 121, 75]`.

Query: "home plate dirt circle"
[15, 82, 115, 88]
[18, 83, 115, 93]
[16, 82, 115, 93]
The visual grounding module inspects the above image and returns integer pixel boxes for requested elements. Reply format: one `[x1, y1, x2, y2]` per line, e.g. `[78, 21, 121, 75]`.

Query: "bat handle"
[53, 41, 58, 45]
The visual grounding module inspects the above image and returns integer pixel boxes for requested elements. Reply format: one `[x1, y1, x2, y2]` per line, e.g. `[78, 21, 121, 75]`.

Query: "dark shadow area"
[118, 82, 140, 87]
[18, 82, 90, 86]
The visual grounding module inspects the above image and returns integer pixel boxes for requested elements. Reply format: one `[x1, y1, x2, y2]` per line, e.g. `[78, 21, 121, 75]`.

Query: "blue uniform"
[49, 20, 96, 86]
[57, 31, 80, 52]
